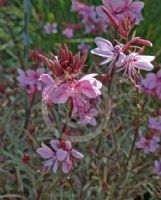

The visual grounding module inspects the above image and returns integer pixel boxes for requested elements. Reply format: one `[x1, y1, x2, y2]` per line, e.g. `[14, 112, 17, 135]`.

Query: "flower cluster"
[71, 0, 108, 34]
[39, 44, 102, 126]
[17, 68, 44, 94]
[91, 37, 155, 82]
[141, 70, 161, 99]
[37, 140, 84, 174]
[102, 0, 144, 25]
[44, 22, 57, 34]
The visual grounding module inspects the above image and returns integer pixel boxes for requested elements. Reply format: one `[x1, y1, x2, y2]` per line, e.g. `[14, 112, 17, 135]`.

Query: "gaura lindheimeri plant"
[37, 140, 84, 174]
[38, 44, 102, 126]
[91, 3, 155, 83]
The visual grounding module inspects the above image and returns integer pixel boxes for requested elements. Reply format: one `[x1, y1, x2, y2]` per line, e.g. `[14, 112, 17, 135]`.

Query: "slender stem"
[23, 0, 31, 129]
[36, 185, 43, 200]
[24, 94, 35, 129]
[127, 87, 141, 164]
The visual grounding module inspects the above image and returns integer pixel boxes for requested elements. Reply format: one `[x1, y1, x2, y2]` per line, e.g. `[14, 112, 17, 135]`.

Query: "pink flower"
[136, 135, 160, 154]
[37, 140, 84, 174]
[62, 28, 74, 38]
[141, 73, 157, 95]
[40, 73, 102, 126]
[72, 98, 98, 126]
[44, 22, 57, 34]
[148, 116, 161, 132]
[71, 0, 108, 34]
[91, 37, 124, 74]
[17, 68, 44, 94]
[154, 160, 161, 176]
[40, 73, 102, 104]
[38, 45, 102, 125]
[141, 70, 161, 99]
[102, 0, 144, 25]
[117, 53, 155, 81]
[78, 43, 91, 52]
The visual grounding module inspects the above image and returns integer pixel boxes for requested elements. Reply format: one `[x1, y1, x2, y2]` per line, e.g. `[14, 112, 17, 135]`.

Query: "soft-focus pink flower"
[141, 73, 157, 95]
[71, 0, 108, 34]
[78, 43, 91, 52]
[154, 160, 161, 176]
[136, 135, 160, 154]
[44, 22, 57, 34]
[37, 140, 84, 174]
[117, 53, 155, 81]
[141, 70, 161, 99]
[148, 116, 161, 132]
[17, 68, 44, 94]
[62, 28, 74, 38]
[102, 0, 144, 25]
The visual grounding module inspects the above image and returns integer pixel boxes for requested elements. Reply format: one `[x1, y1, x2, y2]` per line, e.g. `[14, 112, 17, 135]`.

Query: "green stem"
[127, 87, 141, 165]
[23, 0, 31, 129]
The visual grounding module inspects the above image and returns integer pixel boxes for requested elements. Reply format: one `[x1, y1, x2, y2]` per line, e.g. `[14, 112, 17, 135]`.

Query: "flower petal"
[56, 149, 68, 161]
[37, 143, 54, 159]
[71, 149, 84, 159]
[40, 74, 54, 85]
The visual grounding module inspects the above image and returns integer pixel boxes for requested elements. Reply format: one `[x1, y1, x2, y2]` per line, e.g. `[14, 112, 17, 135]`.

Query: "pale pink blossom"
[44, 22, 57, 34]
[136, 135, 160, 154]
[91, 37, 124, 74]
[40, 73, 102, 125]
[117, 53, 155, 80]
[37, 140, 84, 174]
[62, 28, 74, 38]
[141, 70, 161, 99]
[17, 68, 44, 94]
[40, 73, 102, 104]
[148, 116, 161, 132]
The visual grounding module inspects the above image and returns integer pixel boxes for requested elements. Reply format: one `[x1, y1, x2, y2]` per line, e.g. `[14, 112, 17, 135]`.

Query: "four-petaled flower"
[37, 140, 84, 174]
[136, 135, 160, 154]
[17, 68, 44, 94]
[91, 37, 124, 74]
[117, 53, 155, 81]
